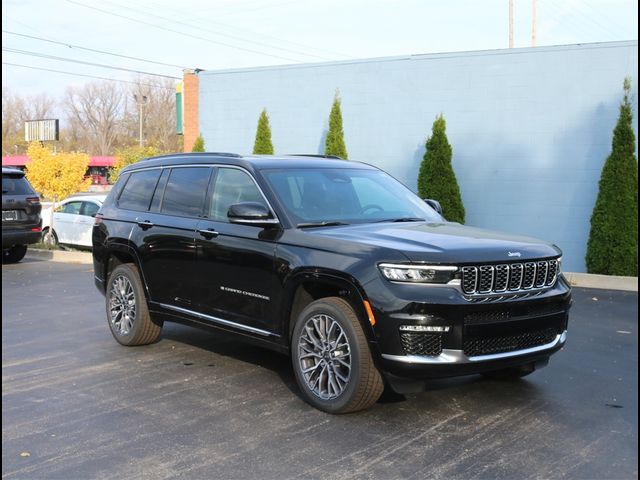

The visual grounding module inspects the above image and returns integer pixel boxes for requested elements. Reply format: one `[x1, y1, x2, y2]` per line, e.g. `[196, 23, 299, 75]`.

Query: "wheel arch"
[103, 241, 150, 298]
[281, 269, 376, 344]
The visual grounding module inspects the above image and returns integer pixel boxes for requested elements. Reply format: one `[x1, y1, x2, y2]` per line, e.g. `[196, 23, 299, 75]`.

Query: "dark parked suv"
[2, 167, 42, 263]
[93, 153, 571, 413]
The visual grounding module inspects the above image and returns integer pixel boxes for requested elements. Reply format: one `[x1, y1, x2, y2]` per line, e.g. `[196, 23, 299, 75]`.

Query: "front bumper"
[368, 275, 572, 380]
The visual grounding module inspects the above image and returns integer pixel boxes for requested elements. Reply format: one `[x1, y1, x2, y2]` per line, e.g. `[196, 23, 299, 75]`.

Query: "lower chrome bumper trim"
[382, 331, 567, 365]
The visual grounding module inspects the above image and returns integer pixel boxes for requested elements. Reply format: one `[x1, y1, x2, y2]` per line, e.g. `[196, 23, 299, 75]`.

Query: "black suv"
[93, 154, 571, 413]
[2, 167, 42, 263]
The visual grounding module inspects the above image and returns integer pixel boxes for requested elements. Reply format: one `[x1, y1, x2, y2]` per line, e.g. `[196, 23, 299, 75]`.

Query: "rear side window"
[161, 167, 211, 217]
[118, 170, 161, 211]
[62, 201, 83, 215]
[82, 202, 100, 217]
[2, 175, 34, 195]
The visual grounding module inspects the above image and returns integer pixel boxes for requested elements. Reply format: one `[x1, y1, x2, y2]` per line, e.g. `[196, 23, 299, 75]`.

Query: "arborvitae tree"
[324, 91, 348, 159]
[253, 109, 274, 154]
[586, 78, 638, 276]
[417, 115, 465, 223]
[191, 134, 205, 152]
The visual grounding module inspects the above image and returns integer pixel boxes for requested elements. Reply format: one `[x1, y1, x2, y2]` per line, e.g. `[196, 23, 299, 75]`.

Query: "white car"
[42, 195, 107, 248]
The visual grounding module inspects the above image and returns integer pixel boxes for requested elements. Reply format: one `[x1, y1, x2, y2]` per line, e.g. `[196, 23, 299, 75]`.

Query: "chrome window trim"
[124, 163, 281, 224]
[159, 303, 278, 337]
[382, 331, 567, 364]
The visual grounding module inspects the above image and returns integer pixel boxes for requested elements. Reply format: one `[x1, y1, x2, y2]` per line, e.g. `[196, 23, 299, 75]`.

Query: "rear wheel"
[106, 263, 162, 346]
[291, 297, 384, 413]
[2, 245, 27, 264]
[42, 228, 58, 247]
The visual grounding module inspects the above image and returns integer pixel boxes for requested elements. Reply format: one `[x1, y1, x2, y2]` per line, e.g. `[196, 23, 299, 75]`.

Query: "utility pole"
[133, 94, 149, 147]
[509, 0, 514, 48]
[532, 0, 538, 46]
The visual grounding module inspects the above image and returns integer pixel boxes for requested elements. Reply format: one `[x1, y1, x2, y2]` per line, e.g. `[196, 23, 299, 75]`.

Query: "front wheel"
[291, 297, 384, 413]
[106, 263, 162, 346]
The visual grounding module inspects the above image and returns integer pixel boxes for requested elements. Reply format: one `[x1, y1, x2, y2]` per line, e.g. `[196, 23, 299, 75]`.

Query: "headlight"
[378, 263, 458, 284]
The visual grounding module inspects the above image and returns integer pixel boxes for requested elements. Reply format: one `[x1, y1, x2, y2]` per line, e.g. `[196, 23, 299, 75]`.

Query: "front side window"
[263, 168, 442, 225]
[118, 169, 161, 211]
[161, 167, 211, 217]
[209, 168, 266, 222]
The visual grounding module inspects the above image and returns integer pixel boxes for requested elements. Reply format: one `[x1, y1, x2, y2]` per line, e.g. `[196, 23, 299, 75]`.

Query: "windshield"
[262, 168, 442, 225]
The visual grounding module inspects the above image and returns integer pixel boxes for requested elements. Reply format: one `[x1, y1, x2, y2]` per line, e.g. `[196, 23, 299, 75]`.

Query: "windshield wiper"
[297, 221, 350, 228]
[375, 217, 425, 223]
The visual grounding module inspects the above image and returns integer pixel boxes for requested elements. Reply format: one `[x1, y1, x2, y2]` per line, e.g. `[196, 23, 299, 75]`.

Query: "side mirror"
[424, 199, 444, 216]
[228, 202, 279, 228]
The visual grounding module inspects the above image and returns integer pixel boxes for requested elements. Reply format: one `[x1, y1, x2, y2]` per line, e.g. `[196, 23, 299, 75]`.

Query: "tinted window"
[62, 201, 83, 215]
[161, 167, 211, 217]
[118, 170, 161, 211]
[82, 201, 100, 217]
[150, 169, 170, 212]
[2, 175, 34, 195]
[263, 168, 442, 224]
[209, 168, 266, 221]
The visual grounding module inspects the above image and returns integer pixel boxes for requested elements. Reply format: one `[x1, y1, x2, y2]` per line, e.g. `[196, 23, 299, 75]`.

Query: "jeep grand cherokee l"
[2, 167, 42, 263]
[92, 153, 571, 413]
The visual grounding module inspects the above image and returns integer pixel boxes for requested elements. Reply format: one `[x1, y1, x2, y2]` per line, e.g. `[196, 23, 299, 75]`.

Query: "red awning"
[2, 155, 115, 167]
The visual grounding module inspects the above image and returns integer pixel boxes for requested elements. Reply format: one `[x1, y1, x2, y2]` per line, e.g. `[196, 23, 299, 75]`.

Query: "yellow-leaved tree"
[26, 142, 91, 244]
[110, 145, 159, 182]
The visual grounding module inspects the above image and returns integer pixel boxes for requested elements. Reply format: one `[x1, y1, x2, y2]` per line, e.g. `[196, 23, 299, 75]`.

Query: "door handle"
[198, 228, 219, 239]
[137, 220, 154, 229]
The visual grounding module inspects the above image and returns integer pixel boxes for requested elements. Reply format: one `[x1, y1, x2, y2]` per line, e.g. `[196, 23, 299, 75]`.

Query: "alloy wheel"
[297, 314, 351, 399]
[109, 275, 136, 335]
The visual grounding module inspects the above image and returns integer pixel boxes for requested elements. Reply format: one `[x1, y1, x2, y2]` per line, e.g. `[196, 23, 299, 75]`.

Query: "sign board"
[25, 119, 59, 142]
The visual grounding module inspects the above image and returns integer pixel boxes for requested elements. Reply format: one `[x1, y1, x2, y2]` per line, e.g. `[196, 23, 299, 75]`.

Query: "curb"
[564, 272, 638, 292]
[26, 248, 93, 265]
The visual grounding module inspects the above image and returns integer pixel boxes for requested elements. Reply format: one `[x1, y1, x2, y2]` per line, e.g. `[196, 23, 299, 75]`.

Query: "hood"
[306, 222, 561, 264]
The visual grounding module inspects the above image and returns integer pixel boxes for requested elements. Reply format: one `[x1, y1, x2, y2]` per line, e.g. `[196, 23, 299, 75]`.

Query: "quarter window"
[209, 168, 266, 221]
[161, 167, 211, 217]
[118, 170, 161, 211]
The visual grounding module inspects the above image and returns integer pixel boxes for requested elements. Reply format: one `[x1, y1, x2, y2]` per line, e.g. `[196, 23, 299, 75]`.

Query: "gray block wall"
[199, 41, 638, 272]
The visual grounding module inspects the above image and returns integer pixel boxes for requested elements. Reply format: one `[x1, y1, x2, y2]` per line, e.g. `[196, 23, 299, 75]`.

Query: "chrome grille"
[461, 259, 560, 295]
[523, 262, 536, 289]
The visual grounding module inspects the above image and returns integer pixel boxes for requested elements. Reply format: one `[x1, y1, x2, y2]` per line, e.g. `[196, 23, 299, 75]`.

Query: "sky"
[1, 0, 638, 101]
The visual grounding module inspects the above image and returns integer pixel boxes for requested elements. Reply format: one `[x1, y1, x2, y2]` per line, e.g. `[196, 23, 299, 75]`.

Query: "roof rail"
[286, 154, 343, 160]
[200, 152, 242, 158]
[138, 152, 242, 162]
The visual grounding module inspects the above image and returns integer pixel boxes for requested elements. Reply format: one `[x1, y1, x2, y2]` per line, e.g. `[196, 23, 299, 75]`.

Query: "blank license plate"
[2, 210, 18, 221]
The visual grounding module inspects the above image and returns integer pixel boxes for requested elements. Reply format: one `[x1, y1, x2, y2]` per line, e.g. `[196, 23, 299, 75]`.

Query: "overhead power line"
[3, 47, 181, 79]
[2, 30, 192, 70]
[2, 62, 175, 89]
[65, 0, 304, 63]
[98, 0, 335, 61]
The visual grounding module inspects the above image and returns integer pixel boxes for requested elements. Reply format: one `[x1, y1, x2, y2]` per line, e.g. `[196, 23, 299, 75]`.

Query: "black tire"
[482, 363, 536, 380]
[105, 263, 162, 346]
[3, 245, 27, 264]
[291, 297, 384, 413]
[42, 228, 58, 246]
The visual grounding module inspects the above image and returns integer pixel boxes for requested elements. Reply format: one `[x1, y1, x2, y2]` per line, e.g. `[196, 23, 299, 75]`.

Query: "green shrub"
[586, 78, 638, 276]
[417, 115, 465, 223]
[191, 135, 205, 152]
[253, 109, 274, 154]
[325, 91, 348, 159]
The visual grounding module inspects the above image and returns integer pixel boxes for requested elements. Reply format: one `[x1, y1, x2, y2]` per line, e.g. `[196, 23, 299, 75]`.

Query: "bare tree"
[126, 77, 181, 153]
[2, 88, 56, 155]
[64, 81, 124, 155]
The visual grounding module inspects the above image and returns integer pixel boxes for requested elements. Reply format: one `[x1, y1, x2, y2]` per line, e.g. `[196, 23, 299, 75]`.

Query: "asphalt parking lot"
[2, 259, 638, 479]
